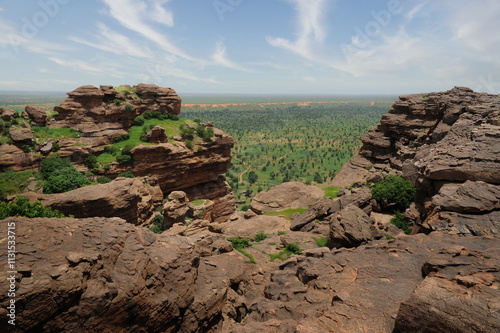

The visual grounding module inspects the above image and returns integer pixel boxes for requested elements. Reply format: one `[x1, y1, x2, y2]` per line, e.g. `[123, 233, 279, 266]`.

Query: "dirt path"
[239, 165, 251, 183]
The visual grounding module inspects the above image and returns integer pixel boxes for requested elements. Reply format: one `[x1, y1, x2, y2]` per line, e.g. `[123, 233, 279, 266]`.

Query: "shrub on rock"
[371, 175, 415, 211]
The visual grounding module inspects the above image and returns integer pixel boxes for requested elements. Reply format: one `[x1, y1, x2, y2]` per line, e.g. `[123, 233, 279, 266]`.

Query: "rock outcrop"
[0, 217, 245, 332]
[250, 182, 324, 214]
[52, 84, 181, 140]
[332, 87, 500, 235]
[0, 83, 235, 221]
[228, 232, 500, 332]
[19, 177, 163, 226]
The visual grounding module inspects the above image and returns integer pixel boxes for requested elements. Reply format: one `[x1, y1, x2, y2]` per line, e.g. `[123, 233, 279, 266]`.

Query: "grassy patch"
[190, 199, 207, 206]
[114, 86, 139, 99]
[32, 126, 80, 141]
[267, 243, 303, 262]
[264, 207, 306, 220]
[323, 186, 340, 199]
[0, 170, 43, 198]
[229, 237, 257, 264]
[253, 231, 270, 242]
[312, 237, 328, 247]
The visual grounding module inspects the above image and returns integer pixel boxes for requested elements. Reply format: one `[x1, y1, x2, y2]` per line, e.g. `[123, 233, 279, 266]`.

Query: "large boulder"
[328, 205, 374, 248]
[24, 105, 49, 126]
[250, 182, 324, 214]
[22, 177, 163, 226]
[395, 242, 500, 332]
[1, 108, 14, 121]
[163, 191, 192, 229]
[0, 217, 233, 332]
[146, 125, 168, 143]
[8, 127, 33, 145]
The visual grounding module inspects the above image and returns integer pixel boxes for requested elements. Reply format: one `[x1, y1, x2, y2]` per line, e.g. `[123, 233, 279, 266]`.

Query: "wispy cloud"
[48, 57, 122, 76]
[0, 20, 68, 55]
[140, 63, 221, 84]
[212, 41, 253, 72]
[267, 0, 329, 60]
[102, 0, 193, 61]
[69, 22, 154, 59]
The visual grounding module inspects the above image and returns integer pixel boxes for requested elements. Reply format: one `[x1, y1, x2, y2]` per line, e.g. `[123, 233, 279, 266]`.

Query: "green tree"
[0, 196, 65, 219]
[371, 175, 416, 211]
[248, 171, 258, 184]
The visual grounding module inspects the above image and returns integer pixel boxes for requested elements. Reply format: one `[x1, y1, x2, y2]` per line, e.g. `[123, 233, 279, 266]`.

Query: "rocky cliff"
[333, 86, 500, 236]
[0, 83, 235, 222]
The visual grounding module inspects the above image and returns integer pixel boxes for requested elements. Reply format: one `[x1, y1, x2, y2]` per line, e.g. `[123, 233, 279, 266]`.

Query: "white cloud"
[267, 0, 329, 60]
[69, 22, 154, 59]
[102, 0, 193, 61]
[48, 57, 121, 76]
[0, 20, 68, 55]
[140, 63, 221, 84]
[334, 29, 428, 77]
[212, 41, 253, 72]
[0, 8, 3, 11]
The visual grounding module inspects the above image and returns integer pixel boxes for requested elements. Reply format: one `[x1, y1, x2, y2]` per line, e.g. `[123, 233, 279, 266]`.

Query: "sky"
[0, 0, 499, 95]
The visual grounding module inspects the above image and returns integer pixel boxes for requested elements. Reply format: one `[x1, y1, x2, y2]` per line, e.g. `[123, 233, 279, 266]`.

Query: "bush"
[22, 145, 33, 153]
[113, 134, 130, 143]
[125, 104, 134, 112]
[121, 143, 134, 156]
[134, 116, 145, 126]
[240, 204, 251, 211]
[85, 154, 99, 170]
[150, 214, 164, 234]
[40, 157, 73, 178]
[285, 243, 302, 254]
[116, 155, 132, 164]
[229, 237, 251, 249]
[103, 145, 119, 155]
[43, 167, 91, 194]
[254, 232, 270, 242]
[0, 196, 65, 219]
[113, 99, 121, 106]
[118, 171, 134, 178]
[371, 175, 416, 211]
[391, 211, 412, 235]
[97, 176, 112, 184]
[180, 124, 195, 140]
[185, 140, 194, 150]
[248, 171, 258, 184]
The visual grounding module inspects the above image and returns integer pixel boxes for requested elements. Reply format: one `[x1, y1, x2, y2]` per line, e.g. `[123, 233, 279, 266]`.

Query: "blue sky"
[0, 0, 499, 95]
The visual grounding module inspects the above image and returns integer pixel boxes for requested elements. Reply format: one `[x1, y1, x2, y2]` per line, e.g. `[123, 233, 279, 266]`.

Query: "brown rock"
[146, 125, 168, 143]
[8, 127, 33, 144]
[328, 205, 374, 248]
[0, 217, 230, 332]
[251, 182, 324, 214]
[1, 108, 14, 121]
[163, 191, 192, 229]
[23, 177, 162, 226]
[25, 104, 49, 125]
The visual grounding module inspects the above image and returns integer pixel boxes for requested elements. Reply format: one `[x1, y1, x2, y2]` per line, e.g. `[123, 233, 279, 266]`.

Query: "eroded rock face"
[250, 182, 324, 214]
[0, 217, 240, 333]
[229, 233, 500, 332]
[20, 177, 163, 226]
[332, 87, 500, 234]
[24, 105, 49, 126]
[52, 84, 181, 140]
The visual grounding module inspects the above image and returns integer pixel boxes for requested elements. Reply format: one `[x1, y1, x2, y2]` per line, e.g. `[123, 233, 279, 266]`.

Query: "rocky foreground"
[1, 87, 499, 332]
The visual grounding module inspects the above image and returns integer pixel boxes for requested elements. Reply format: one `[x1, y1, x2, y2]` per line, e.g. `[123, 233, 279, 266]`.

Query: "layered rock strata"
[332, 87, 500, 235]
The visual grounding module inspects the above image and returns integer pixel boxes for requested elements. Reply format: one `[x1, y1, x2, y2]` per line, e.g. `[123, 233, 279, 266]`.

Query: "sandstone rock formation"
[24, 105, 49, 126]
[0, 217, 246, 332]
[332, 87, 500, 235]
[227, 232, 500, 332]
[0, 83, 235, 221]
[19, 177, 163, 226]
[250, 182, 324, 214]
